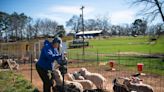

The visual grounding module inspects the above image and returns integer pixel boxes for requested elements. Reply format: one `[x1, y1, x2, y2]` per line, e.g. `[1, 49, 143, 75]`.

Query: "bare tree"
[96, 15, 111, 31]
[130, 0, 164, 22]
[33, 18, 58, 37]
[85, 19, 97, 30]
[33, 19, 41, 39]
[26, 24, 34, 40]
[66, 15, 81, 33]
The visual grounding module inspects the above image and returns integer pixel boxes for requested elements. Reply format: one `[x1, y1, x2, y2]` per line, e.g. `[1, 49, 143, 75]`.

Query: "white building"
[76, 30, 103, 38]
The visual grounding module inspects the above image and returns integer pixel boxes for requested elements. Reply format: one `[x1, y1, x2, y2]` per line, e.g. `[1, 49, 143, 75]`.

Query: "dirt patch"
[17, 63, 164, 92]
[17, 64, 43, 91]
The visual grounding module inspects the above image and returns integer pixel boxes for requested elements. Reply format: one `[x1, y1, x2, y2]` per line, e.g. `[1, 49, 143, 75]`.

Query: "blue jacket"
[37, 40, 62, 70]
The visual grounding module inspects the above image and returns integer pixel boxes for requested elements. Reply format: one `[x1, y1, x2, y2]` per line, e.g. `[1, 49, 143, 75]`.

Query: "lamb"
[79, 68, 107, 89]
[123, 77, 154, 92]
[53, 69, 83, 92]
[66, 73, 96, 90]
[112, 78, 130, 92]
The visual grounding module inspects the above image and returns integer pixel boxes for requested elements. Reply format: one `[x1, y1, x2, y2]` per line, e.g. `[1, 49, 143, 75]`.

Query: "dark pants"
[36, 64, 54, 92]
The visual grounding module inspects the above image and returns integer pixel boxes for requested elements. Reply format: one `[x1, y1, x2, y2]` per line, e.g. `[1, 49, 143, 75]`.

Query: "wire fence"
[0, 49, 164, 92]
[67, 50, 164, 92]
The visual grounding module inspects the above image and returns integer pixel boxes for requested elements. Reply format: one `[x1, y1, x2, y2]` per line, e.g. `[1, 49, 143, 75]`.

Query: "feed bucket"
[109, 61, 114, 68]
[137, 63, 143, 72]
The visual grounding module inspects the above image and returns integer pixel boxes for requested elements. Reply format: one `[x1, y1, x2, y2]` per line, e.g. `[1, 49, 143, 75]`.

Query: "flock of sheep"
[52, 68, 154, 92]
[0, 56, 154, 92]
[53, 68, 107, 92]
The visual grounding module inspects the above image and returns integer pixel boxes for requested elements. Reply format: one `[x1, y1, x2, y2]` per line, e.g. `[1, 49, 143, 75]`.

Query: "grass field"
[69, 36, 164, 54]
[68, 36, 164, 75]
[0, 71, 37, 92]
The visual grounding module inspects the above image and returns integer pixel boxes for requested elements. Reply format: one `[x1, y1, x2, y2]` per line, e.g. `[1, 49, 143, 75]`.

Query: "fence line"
[0, 48, 163, 92]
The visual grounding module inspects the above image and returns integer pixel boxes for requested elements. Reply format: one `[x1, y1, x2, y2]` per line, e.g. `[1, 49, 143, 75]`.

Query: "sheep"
[66, 73, 75, 81]
[7, 59, 19, 70]
[131, 77, 143, 84]
[73, 71, 85, 80]
[64, 81, 84, 92]
[123, 77, 154, 92]
[112, 78, 130, 92]
[76, 75, 85, 80]
[53, 69, 83, 92]
[66, 73, 96, 90]
[79, 68, 107, 89]
[53, 81, 83, 92]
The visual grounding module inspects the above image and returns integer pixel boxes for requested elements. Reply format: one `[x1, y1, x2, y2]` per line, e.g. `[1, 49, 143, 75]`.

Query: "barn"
[76, 30, 103, 38]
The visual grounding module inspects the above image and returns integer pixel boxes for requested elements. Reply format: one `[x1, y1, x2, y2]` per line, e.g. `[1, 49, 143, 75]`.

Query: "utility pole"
[80, 6, 85, 56]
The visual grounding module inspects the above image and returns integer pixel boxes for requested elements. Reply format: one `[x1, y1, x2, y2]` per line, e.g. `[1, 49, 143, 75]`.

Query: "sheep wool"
[67, 73, 96, 90]
[123, 77, 154, 92]
[79, 68, 107, 89]
[53, 70, 84, 92]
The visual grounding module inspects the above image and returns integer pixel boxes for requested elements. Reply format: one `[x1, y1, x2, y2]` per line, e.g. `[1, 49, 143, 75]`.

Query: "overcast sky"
[0, 0, 163, 26]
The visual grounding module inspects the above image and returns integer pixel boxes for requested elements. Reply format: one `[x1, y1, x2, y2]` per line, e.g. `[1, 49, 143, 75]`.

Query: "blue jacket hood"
[44, 40, 51, 47]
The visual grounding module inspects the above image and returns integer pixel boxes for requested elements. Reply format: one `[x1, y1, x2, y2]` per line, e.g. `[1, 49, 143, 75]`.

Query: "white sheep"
[73, 71, 85, 80]
[53, 69, 83, 92]
[7, 59, 19, 70]
[123, 77, 154, 92]
[66, 73, 96, 90]
[79, 68, 107, 89]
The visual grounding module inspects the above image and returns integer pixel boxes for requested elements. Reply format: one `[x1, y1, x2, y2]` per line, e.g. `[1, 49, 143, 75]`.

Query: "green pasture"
[67, 36, 164, 75]
[68, 36, 164, 54]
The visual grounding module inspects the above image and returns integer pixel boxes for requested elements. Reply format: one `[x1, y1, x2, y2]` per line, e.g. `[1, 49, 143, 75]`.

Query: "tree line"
[66, 15, 163, 37]
[0, 11, 61, 42]
[0, 0, 164, 42]
[0, 10, 164, 42]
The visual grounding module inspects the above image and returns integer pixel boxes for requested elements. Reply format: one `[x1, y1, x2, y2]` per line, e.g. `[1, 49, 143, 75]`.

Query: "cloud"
[49, 5, 95, 15]
[34, 5, 95, 24]
[35, 13, 65, 24]
[111, 10, 135, 24]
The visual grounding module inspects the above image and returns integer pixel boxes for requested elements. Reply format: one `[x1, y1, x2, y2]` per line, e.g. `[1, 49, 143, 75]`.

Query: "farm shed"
[76, 30, 103, 38]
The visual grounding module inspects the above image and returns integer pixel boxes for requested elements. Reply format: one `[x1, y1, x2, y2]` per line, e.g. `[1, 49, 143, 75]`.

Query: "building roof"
[76, 30, 103, 35]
